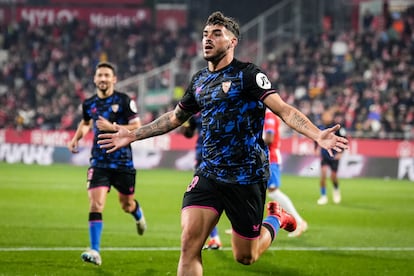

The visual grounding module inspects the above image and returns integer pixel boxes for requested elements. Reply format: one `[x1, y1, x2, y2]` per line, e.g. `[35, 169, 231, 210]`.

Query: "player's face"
[94, 67, 116, 95]
[202, 24, 236, 62]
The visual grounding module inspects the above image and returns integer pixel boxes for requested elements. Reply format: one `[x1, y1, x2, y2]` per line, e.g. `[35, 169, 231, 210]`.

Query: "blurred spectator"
[362, 9, 374, 31]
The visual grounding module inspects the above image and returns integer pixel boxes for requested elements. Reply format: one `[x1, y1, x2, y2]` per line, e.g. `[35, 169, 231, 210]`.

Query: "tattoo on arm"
[134, 107, 192, 140]
[289, 110, 310, 133]
[135, 112, 174, 139]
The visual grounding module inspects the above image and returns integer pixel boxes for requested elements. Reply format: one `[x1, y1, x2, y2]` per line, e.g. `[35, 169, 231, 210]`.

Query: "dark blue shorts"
[321, 157, 339, 172]
[87, 167, 136, 195]
[182, 174, 267, 239]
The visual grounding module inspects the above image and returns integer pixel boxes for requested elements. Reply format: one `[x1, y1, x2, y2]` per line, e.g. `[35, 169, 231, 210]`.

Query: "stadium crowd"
[263, 5, 414, 139]
[0, 5, 413, 139]
[0, 19, 197, 130]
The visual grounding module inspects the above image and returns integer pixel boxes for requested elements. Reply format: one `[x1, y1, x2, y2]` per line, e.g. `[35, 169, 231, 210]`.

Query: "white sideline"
[1, 247, 414, 252]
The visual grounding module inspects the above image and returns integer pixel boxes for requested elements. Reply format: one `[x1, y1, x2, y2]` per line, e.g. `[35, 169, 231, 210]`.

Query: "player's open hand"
[316, 124, 348, 157]
[98, 124, 136, 153]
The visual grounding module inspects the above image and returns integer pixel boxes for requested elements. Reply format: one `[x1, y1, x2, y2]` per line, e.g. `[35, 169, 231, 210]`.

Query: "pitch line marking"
[0, 247, 414, 252]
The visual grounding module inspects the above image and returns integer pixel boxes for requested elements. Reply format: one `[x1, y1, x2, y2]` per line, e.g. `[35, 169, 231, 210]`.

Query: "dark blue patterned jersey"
[179, 59, 277, 185]
[82, 91, 139, 171]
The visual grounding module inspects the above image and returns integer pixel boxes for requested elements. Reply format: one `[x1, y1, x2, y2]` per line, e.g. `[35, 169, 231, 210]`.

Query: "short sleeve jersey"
[264, 109, 282, 165]
[179, 59, 277, 185]
[82, 91, 139, 171]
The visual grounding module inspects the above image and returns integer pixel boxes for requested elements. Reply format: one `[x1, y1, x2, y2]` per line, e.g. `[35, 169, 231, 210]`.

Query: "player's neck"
[208, 54, 233, 72]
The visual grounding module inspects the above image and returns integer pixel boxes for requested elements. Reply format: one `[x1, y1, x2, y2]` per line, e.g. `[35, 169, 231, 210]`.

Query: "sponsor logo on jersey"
[256, 72, 271, 89]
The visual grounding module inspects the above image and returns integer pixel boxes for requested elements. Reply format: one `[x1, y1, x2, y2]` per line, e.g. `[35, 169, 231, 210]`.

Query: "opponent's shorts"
[267, 163, 281, 189]
[321, 158, 339, 172]
[87, 167, 136, 195]
[182, 174, 267, 239]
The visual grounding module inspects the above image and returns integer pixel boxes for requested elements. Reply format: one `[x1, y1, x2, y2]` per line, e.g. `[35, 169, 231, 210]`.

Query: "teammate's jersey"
[179, 59, 277, 185]
[264, 109, 282, 165]
[82, 91, 139, 171]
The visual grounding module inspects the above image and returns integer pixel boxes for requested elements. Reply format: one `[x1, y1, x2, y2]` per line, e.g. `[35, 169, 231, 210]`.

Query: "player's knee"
[180, 233, 203, 261]
[235, 254, 256, 265]
[90, 201, 104, 212]
[121, 203, 132, 213]
[120, 200, 134, 213]
[234, 251, 258, 265]
[181, 230, 197, 249]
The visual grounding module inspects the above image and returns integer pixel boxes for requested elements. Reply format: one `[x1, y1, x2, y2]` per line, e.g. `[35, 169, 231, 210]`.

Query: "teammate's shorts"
[182, 174, 267, 239]
[321, 157, 339, 172]
[87, 167, 136, 195]
[267, 163, 281, 189]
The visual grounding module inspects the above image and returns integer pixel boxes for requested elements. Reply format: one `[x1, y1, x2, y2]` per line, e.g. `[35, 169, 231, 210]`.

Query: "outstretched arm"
[263, 94, 348, 156]
[134, 105, 192, 140]
[98, 105, 193, 153]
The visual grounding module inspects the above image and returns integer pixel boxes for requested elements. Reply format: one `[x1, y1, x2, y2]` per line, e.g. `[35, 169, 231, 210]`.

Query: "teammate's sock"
[268, 189, 303, 224]
[89, 212, 103, 252]
[131, 199, 142, 220]
[262, 215, 281, 241]
[333, 181, 339, 190]
[320, 186, 327, 196]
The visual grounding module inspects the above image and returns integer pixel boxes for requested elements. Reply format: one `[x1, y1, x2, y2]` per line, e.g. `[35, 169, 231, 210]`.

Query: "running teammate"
[68, 61, 146, 266]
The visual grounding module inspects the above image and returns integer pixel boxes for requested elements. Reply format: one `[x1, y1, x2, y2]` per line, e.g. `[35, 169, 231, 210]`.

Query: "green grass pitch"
[0, 162, 413, 275]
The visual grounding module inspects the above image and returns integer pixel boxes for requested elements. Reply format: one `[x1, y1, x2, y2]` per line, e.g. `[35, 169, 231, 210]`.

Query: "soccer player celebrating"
[98, 12, 348, 275]
[68, 61, 146, 266]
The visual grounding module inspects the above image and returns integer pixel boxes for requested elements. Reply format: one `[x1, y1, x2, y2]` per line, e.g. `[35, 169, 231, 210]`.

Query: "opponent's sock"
[131, 199, 142, 220]
[209, 226, 221, 243]
[89, 212, 103, 252]
[268, 189, 303, 224]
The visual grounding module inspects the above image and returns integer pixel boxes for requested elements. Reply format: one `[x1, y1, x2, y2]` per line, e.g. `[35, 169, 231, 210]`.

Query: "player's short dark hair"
[96, 61, 117, 75]
[205, 11, 240, 39]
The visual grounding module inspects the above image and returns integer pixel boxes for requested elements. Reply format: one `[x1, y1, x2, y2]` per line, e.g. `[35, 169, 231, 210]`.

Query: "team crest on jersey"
[222, 81, 232, 93]
[255, 72, 271, 89]
[111, 104, 119, 113]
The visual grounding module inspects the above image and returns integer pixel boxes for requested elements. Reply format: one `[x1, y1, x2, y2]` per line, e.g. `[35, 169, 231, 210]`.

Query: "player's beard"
[97, 82, 110, 95]
[203, 46, 228, 63]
